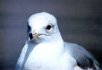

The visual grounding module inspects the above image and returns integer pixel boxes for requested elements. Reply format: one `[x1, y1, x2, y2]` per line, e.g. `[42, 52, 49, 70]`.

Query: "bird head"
[26, 12, 62, 44]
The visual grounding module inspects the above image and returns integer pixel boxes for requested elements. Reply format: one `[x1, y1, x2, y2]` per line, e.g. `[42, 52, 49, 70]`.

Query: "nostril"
[29, 33, 33, 39]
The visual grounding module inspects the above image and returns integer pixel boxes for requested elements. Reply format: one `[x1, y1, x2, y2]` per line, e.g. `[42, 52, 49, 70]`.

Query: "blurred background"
[0, 0, 102, 70]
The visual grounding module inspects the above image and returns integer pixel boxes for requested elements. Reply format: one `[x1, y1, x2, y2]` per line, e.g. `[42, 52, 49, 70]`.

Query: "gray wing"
[64, 42, 100, 69]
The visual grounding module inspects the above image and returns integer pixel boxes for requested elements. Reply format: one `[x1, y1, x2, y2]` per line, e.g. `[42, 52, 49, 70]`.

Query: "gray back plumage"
[64, 42, 100, 69]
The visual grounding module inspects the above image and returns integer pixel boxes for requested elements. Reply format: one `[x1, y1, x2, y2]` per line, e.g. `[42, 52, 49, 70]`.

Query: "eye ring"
[46, 25, 52, 30]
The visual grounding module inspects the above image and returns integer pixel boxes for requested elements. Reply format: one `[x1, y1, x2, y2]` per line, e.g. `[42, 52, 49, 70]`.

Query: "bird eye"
[27, 22, 31, 32]
[46, 25, 52, 30]
[28, 25, 30, 30]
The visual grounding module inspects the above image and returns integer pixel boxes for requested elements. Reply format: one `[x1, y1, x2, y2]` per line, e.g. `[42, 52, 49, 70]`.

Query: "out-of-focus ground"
[0, 0, 102, 70]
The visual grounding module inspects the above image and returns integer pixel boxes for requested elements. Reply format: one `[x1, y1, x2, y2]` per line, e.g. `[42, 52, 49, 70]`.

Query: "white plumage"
[15, 12, 100, 70]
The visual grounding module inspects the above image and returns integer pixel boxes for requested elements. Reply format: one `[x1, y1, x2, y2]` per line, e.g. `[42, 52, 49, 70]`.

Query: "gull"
[15, 12, 101, 70]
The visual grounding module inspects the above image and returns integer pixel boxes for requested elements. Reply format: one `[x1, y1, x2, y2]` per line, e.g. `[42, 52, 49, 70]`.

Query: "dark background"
[0, 0, 102, 70]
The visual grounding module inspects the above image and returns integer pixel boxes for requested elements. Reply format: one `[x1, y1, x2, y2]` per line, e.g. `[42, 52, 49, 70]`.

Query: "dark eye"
[46, 25, 52, 30]
[28, 25, 30, 30]
[27, 22, 31, 32]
